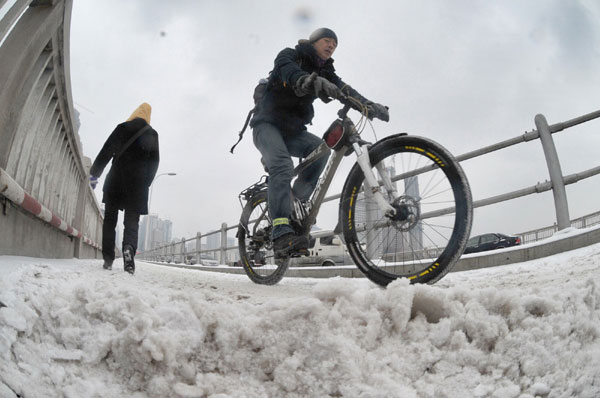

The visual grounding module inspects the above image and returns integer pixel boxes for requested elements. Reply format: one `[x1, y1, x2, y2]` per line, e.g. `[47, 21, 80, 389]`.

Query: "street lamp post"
[145, 172, 176, 251]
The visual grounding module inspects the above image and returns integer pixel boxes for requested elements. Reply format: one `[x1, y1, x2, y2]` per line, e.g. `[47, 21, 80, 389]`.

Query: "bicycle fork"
[352, 142, 398, 217]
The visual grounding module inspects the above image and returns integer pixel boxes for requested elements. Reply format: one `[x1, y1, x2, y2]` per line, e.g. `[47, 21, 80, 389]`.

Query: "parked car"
[198, 255, 219, 266]
[181, 254, 219, 266]
[464, 233, 521, 254]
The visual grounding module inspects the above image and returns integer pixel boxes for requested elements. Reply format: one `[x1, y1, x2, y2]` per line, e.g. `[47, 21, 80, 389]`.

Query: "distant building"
[206, 233, 220, 250]
[354, 165, 424, 259]
[73, 108, 81, 134]
[139, 215, 173, 251]
[228, 237, 239, 262]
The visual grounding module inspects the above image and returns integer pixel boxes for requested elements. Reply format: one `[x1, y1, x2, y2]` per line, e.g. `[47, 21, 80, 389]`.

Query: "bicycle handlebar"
[337, 100, 352, 119]
[335, 91, 387, 122]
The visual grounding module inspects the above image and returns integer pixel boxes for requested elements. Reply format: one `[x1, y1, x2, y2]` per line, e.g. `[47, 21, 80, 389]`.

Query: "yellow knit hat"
[126, 102, 152, 123]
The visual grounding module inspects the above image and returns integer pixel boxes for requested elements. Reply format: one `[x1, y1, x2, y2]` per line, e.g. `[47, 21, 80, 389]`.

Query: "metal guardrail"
[140, 108, 600, 266]
[144, 224, 239, 266]
[0, 167, 100, 248]
[0, 0, 103, 257]
[517, 210, 600, 244]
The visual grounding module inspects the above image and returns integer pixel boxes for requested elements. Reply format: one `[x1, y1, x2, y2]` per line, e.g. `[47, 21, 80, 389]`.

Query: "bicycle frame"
[294, 108, 398, 237]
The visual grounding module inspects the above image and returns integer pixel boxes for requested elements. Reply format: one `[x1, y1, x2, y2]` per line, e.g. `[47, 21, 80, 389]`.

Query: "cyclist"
[250, 27, 389, 257]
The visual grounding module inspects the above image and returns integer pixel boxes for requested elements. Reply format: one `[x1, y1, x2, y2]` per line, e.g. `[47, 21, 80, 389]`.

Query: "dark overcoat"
[90, 117, 159, 214]
[250, 41, 367, 134]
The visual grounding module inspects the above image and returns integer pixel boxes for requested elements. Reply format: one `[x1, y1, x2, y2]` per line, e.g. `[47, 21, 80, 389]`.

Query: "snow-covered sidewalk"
[1, 243, 599, 398]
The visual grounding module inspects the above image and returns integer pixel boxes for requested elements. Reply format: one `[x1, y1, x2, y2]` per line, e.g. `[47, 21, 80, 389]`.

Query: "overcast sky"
[69, 0, 600, 240]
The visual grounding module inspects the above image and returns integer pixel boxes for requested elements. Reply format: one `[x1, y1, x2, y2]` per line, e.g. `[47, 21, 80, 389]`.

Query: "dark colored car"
[463, 233, 521, 254]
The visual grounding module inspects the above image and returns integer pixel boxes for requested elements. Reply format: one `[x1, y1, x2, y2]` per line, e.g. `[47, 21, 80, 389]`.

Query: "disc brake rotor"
[389, 195, 420, 232]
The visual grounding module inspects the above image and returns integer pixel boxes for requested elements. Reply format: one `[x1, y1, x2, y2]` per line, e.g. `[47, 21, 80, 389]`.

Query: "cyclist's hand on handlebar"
[364, 101, 390, 122]
[314, 75, 341, 100]
[295, 72, 341, 99]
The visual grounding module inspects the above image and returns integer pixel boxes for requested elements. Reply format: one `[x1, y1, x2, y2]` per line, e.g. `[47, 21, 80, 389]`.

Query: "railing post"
[181, 237, 186, 263]
[220, 223, 227, 265]
[535, 114, 570, 230]
[72, 176, 86, 258]
[196, 232, 201, 264]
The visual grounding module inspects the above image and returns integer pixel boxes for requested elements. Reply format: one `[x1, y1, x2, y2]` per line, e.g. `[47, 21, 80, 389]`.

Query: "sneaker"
[102, 260, 113, 270]
[123, 245, 135, 274]
[273, 233, 309, 258]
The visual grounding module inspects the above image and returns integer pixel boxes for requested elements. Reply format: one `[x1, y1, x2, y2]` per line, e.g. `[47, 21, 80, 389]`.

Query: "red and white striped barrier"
[0, 167, 100, 249]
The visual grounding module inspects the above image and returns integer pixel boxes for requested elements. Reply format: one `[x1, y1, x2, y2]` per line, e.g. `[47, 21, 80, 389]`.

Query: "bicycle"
[237, 95, 473, 286]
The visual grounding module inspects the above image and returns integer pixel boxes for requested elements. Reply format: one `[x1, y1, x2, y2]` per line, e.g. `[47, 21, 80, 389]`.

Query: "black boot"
[273, 233, 309, 258]
[102, 254, 113, 270]
[123, 245, 135, 274]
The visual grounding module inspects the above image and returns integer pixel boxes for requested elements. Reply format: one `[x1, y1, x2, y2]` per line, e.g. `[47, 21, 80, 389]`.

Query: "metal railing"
[140, 108, 600, 265]
[517, 210, 600, 244]
[0, 0, 102, 258]
[142, 223, 240, 266]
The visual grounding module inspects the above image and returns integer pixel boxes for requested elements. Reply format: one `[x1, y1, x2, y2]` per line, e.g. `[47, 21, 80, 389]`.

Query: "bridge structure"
[0, 0, 102, 259]
[1, 0, 600, 276]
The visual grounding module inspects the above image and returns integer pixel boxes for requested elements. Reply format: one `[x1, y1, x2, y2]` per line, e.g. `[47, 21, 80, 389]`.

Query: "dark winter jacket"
[250, 41, 367, 134]
[90, 118, 159, 214]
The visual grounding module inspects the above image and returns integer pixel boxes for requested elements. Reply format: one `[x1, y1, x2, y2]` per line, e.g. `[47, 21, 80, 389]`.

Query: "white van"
[291, 231, 352, 267]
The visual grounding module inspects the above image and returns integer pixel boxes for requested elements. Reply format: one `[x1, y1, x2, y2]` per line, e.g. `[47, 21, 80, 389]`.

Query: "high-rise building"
[354, 164, 424, 260]
[228, 237, 239, 262]
[139, 215, 173, 251]
[206, 233, 220, 250]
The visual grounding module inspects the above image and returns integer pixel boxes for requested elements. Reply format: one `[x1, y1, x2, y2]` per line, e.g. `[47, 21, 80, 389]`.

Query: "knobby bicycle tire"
[238, 190, 290, 285]
[340, 134, 472, 286]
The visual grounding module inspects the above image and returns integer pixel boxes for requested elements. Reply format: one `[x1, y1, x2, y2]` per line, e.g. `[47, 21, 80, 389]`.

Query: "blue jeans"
[253, 123, 329, 239]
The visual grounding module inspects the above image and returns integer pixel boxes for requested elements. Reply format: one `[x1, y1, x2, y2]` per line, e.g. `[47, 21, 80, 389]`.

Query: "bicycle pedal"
[276, 248, 309, 259]
[290, 248, 309, 258]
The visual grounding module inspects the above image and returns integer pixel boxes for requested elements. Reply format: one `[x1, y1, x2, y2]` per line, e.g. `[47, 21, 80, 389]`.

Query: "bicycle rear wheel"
[238, 190, 290, 285]
[340, 134, 472, 286]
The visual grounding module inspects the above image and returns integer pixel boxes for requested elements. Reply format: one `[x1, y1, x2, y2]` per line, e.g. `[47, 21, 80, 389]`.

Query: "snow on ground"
[1, 243, 599, 398]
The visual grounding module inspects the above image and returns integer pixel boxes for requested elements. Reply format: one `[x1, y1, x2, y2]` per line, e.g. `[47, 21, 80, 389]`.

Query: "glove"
[364, 101, 390, 122]
[90, 175, 98, 190]
[294, 72, 341, 99]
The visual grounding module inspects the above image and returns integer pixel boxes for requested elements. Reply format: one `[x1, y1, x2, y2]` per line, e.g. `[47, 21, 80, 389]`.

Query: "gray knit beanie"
[309, 28, 338, 45]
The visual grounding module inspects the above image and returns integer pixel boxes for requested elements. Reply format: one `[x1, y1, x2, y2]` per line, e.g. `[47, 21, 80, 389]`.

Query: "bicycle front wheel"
[238, 190, 290, 285]
[340, 134, 472, 286]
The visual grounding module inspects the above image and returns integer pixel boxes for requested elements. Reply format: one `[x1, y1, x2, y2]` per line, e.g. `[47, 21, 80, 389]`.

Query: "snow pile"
[1, 245, 600, 398]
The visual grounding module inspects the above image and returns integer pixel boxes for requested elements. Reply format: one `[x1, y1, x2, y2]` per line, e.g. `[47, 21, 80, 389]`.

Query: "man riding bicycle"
[250, 27, 389, 258]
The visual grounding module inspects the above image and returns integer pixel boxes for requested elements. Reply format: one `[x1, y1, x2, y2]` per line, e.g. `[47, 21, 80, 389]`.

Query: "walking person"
[89, 102, 160, 274]
[250, 27, 389, 257]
